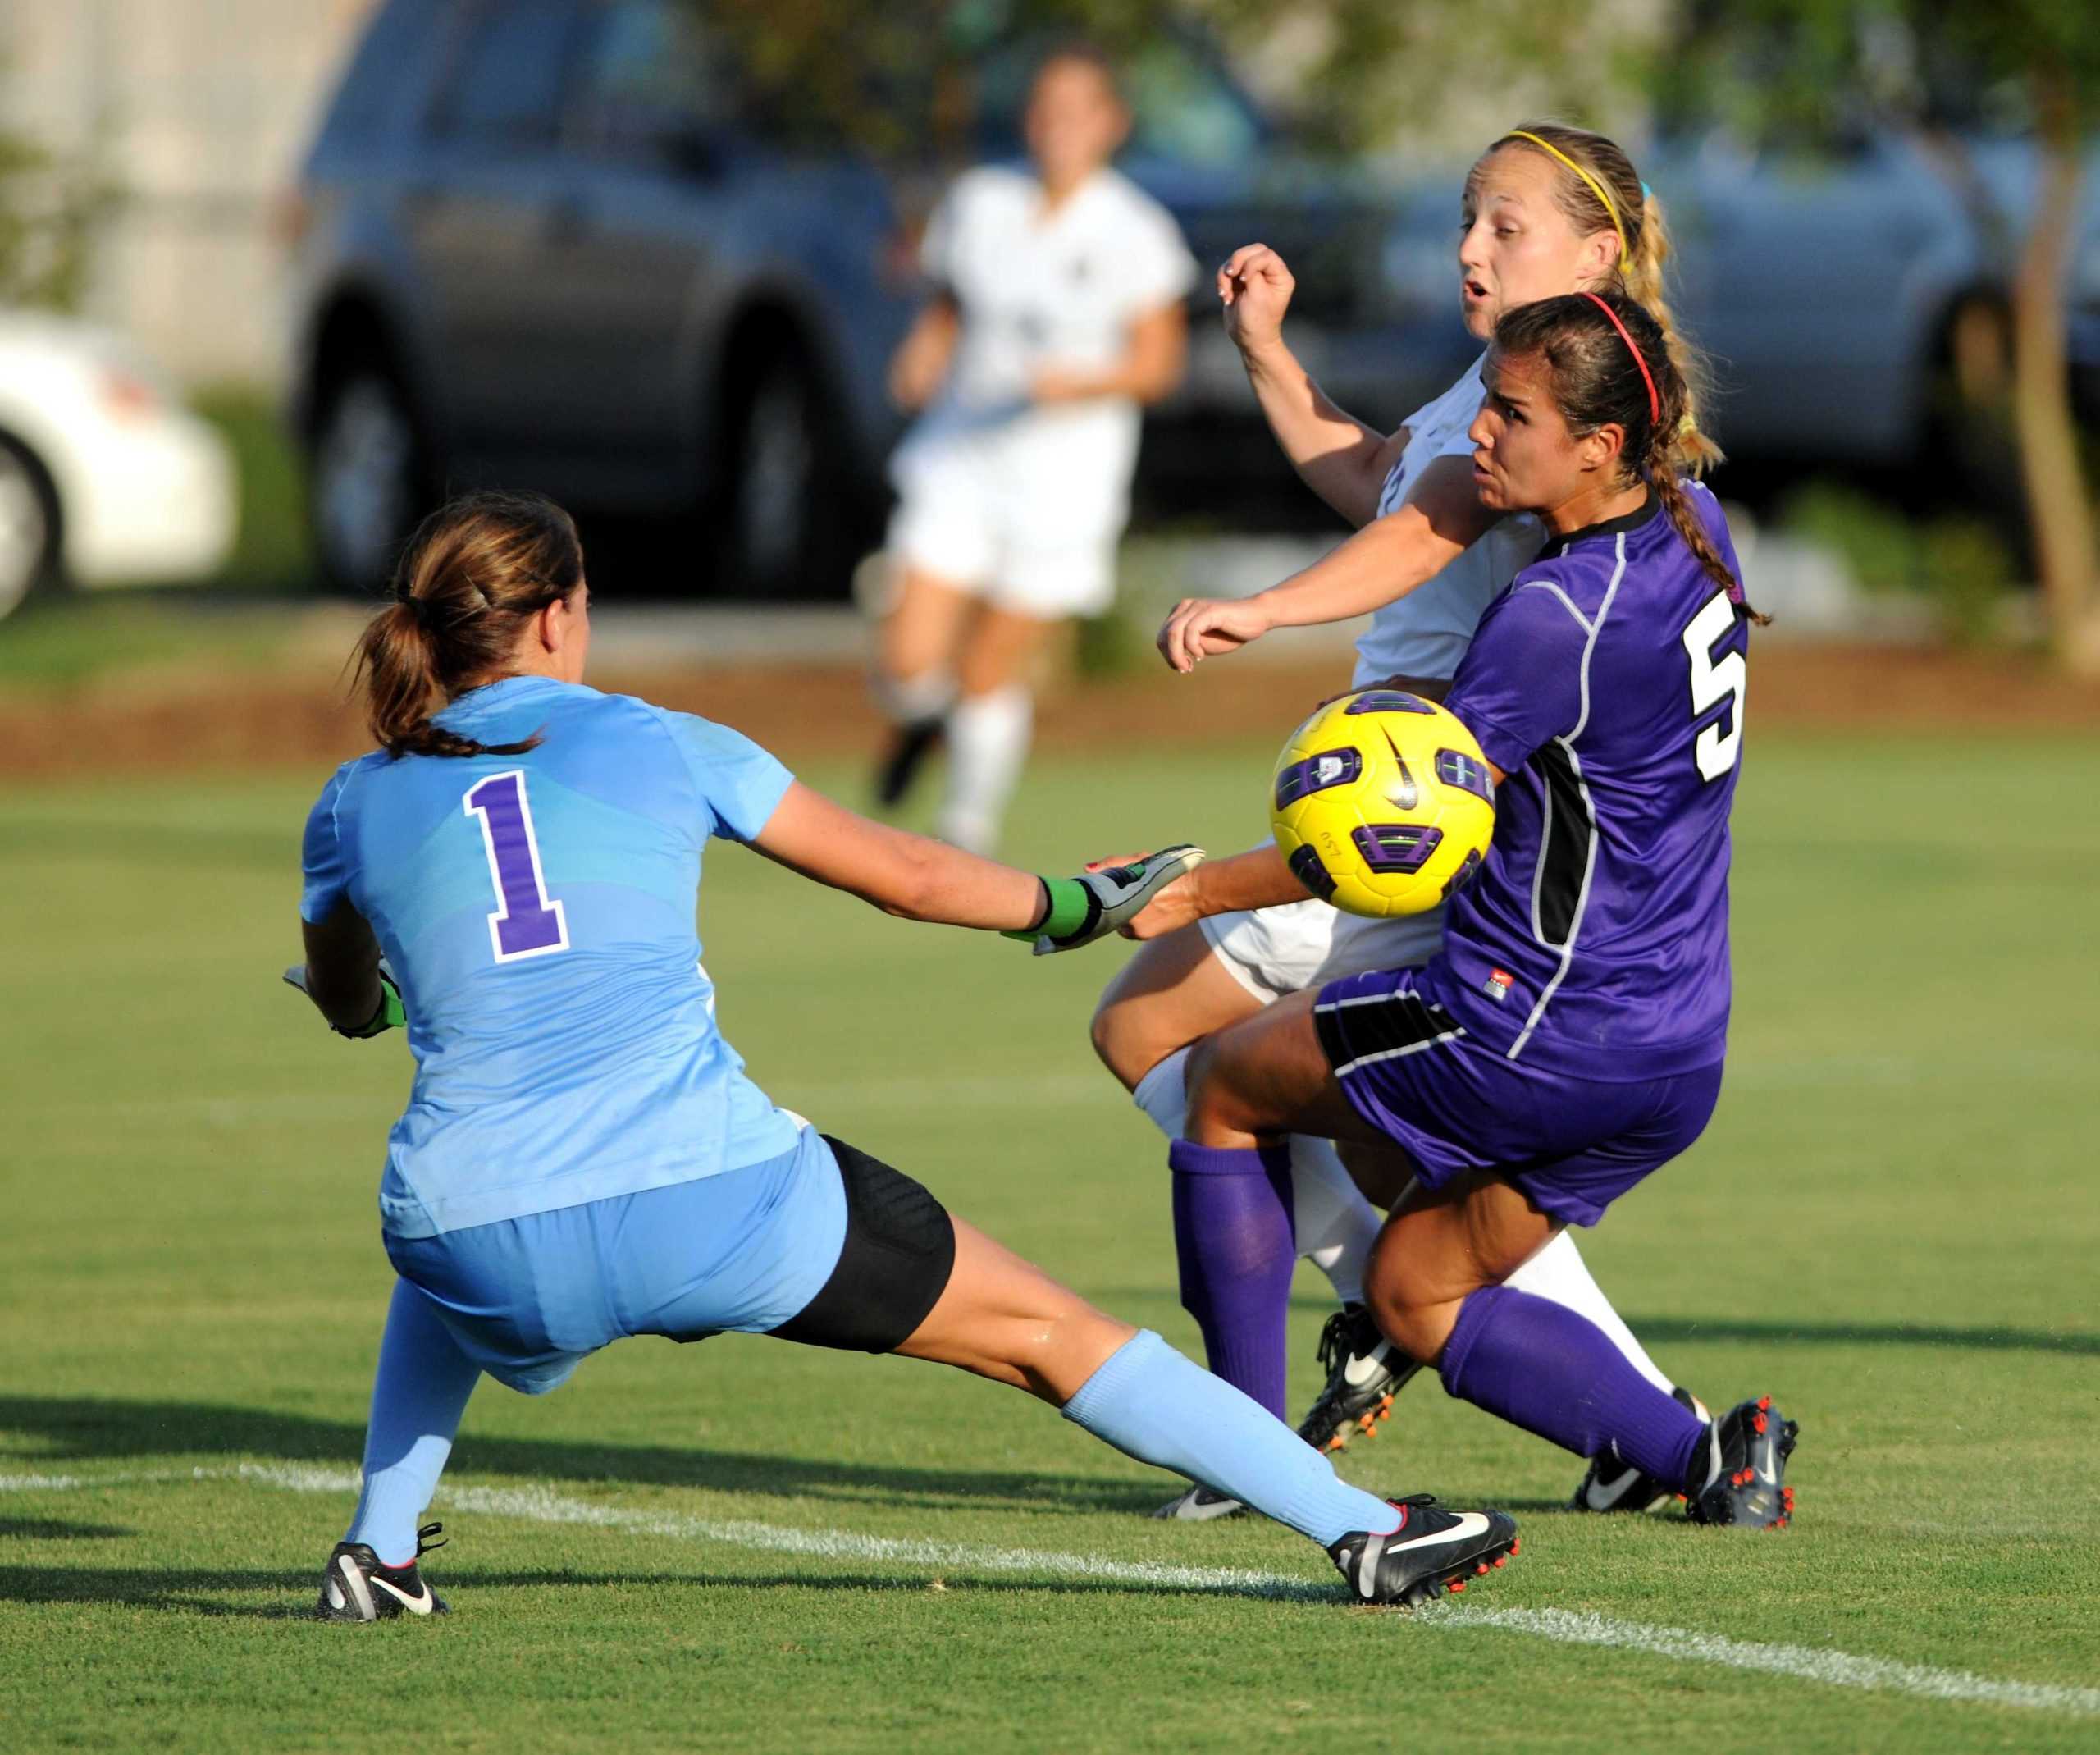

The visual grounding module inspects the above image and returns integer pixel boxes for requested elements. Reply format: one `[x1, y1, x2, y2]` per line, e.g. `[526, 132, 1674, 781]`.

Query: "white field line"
[6, 1463, 2096, 1719]
[28, 1046, 2098, 1128]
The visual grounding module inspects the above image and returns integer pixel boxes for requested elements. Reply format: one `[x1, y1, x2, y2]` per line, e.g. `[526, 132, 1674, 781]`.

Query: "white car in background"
[0, 313, 237, 620]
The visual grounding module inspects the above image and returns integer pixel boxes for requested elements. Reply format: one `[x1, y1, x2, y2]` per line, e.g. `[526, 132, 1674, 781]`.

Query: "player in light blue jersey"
[291, 490, 1519, 1620]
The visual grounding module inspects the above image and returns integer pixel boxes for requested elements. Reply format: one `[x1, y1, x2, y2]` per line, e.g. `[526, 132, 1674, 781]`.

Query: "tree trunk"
[2012, 71, 2100, 672]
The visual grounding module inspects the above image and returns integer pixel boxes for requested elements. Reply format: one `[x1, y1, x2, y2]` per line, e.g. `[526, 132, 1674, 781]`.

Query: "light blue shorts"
[384, 1124, 848, 1395]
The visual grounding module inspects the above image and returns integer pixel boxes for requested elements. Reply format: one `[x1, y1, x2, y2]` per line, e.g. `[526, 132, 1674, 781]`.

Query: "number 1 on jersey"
[464, 770, 569, 962]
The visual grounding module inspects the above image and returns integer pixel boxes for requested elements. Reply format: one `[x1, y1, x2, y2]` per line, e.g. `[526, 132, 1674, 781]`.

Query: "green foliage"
[2, 743, 2098, 1747]
[190, 384, 313, 594]
[0, 122, 114, 314]
[1665, 0, 2100, 141]
[1779, 481, 2020, 643]
[693, 0, 1647, 162]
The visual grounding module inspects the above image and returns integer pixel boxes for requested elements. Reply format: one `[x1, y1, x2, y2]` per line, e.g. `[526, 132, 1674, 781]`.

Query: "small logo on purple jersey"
[1484, 967, 1514, 1003]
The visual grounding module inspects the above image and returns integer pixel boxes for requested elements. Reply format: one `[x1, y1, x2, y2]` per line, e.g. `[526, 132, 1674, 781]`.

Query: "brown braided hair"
[1491, 291, 1765, 623]
[1473, 121, 1723, 476]
[352, 490, 584, 758]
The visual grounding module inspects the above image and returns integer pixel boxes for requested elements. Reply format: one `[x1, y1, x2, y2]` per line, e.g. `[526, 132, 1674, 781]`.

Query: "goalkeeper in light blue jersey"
[291, 490, 1518, 1622]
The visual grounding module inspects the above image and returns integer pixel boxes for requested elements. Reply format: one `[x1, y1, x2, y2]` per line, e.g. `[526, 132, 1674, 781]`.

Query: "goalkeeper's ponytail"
[353, 490, 583, 760]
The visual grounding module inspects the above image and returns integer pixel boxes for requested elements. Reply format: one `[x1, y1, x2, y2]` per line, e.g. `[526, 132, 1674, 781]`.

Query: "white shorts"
[887, 444, 1120, 619]
[1198, 895, 1448, 1003]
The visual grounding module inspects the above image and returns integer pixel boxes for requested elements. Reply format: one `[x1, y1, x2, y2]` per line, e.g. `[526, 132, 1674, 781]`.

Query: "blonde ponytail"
[1623, 190, 1724, 475]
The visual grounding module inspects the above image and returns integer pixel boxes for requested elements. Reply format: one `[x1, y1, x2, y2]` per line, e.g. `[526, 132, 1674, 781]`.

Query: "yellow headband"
[1505, 130, 1628, 267]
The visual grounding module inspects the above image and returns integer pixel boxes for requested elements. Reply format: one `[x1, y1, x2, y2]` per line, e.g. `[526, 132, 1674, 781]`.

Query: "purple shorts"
[1313, 970, 1723, 1227]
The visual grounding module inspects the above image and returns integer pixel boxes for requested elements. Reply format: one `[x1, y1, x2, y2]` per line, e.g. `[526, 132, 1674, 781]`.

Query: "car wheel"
[0, 434, 59, 623]
[311, 367, 423, 596]
[720, 342, 857, 598]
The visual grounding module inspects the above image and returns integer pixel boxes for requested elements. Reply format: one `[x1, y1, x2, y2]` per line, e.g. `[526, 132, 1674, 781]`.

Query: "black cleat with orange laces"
[1326, 1495, 1519, 1607]
[1686, 1397, 1799, 1529]
[1296, 1304, 1422, 1456]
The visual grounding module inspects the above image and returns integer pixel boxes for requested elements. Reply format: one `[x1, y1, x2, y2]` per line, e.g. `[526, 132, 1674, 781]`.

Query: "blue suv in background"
[288, 0, 1425, 598]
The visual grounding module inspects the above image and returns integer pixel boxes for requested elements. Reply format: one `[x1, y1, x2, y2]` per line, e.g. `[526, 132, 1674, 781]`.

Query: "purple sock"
[1440, 1284, 1708, 1489]
[1167, 1140, 1296, 1419]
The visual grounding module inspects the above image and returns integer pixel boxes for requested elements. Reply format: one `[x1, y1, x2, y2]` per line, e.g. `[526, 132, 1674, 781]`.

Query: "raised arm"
[1220, 244, 1406, 528]
[1157, 455, 1497, 673]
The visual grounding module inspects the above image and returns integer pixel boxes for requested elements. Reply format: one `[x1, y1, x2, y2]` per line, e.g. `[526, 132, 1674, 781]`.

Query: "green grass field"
[3, 734, 2097, 1752]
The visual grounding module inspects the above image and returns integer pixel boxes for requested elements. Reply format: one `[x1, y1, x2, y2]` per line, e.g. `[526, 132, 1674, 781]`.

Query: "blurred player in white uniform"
[870, 45, 1196, 852]
[1090, 124, 1723, 1516]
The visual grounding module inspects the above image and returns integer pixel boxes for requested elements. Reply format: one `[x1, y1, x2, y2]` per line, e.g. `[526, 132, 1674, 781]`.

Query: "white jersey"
[1351, 354, 1545, 687]
[892, 163, 1197, 542]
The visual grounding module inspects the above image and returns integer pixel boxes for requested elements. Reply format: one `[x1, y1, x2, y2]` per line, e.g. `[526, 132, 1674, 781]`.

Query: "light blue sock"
[344, 1278, 482, 1565]
[1062, 1329, 1399, 1547]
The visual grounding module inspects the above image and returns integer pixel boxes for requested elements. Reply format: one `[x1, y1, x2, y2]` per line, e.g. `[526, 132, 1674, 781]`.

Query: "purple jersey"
[1421, 484, 1748, 1081]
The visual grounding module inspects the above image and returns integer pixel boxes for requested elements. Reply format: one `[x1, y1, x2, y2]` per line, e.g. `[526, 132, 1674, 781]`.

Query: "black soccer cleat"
[874, 716, 944, 810]
[1327, 1495, 1519, 1607]
[1570, 1387, 1711, 1513]
[1686, 1396, 1799, 1529]
[1296, 1304, 1422, 1456]
[316, 1522, 450, 1620]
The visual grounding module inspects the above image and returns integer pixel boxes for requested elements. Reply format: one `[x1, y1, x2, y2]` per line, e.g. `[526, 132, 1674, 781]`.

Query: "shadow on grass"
[1623, 1317, 2100, 1358]
[0, 1518, 133, 1542]
[0, 1397, 1162, 1517]
[0, 1565, 1335, 1616]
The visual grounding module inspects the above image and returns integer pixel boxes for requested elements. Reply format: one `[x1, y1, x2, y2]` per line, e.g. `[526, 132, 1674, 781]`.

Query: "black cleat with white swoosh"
[1570, 1387, 1710, 1514]
[316, 1522, 450, 1621]
[1686, 1396, 1799, 1529]
[1326, 1495, 1518, 1607]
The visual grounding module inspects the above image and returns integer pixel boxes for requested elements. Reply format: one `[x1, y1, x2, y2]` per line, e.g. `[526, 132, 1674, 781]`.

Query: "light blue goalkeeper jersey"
[299, 676, 803, 1239]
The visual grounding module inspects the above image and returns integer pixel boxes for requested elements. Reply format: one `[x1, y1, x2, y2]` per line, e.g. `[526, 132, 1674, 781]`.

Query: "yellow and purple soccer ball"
[1269, 689, 1497, 919]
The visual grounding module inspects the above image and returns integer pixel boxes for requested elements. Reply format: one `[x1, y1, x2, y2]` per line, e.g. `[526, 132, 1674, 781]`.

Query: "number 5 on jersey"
[464, 770, 569, 962]
[1682, 592, 1746, 780]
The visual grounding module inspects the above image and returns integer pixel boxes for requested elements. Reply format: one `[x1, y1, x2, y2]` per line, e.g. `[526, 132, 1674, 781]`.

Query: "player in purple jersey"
[1093, 123, 1721, 1517]
[1131, 291, 1798, 1529]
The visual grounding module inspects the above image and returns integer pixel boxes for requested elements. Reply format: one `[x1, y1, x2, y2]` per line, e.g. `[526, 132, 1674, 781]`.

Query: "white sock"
[938, 684, 1032, 854]
[1286, 1136, 1381, 1306]
[1130, 1050, 1375, 1300]
[1131, 1047, 1192, 1137]
[873, 666, 954, 726]
[1507, 1230, 1676, 1395]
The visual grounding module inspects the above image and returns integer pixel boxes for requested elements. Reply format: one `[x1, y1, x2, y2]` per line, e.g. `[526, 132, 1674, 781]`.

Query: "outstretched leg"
[892, 1216, 1519, 1598]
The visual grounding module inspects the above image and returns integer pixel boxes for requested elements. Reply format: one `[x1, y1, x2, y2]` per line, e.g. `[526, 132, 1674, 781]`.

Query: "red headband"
[1581, 291, 1659, 426]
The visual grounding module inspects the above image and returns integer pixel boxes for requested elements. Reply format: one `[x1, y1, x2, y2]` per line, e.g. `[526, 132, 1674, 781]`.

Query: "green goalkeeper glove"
[282, 959, 406, 1039]
[1005, 845, 1204, 956]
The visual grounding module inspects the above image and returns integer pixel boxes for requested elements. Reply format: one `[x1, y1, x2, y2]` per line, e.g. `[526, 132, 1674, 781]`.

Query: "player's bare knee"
[1368, 1289, 1449, 1367]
